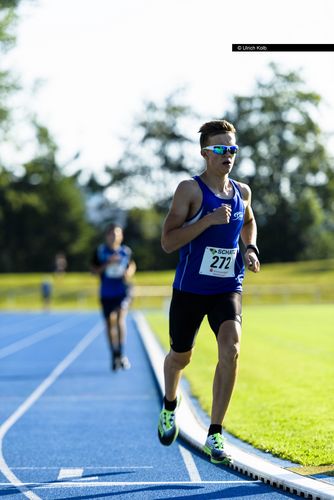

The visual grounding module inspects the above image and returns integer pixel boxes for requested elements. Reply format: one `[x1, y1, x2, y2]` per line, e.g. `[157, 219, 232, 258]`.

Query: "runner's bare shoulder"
[234, 181, 251, 202]
[174, 178, 202, 202]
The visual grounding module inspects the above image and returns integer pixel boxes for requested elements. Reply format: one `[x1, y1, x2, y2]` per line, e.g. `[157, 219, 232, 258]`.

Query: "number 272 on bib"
[199, 247, 237, 278]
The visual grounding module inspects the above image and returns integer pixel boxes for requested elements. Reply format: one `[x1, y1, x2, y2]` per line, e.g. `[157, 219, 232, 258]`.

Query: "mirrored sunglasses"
[202, 145, 239, 155]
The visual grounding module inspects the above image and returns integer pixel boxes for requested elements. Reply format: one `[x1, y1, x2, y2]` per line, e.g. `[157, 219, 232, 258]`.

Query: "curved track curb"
[133, 311, 334, 500]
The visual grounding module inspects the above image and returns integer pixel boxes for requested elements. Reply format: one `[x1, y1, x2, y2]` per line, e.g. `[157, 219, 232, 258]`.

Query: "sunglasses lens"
[209, 145, 238, 155]
[213, 146, 227, 155]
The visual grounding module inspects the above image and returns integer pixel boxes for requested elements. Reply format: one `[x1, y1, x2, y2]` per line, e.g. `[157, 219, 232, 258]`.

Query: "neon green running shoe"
[203, 433, 233, 464]
[157, 397, 180, 446]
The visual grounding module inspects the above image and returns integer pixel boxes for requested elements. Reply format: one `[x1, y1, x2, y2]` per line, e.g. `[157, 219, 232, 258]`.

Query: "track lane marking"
[10, 466, 154, 470]
[0, 480, 261, 488]
[0, 315, 84, 359]
[178, 445, 201, 482]
[77, 476, 99, 481]
[0, 316, 50, 340]
[0, 320, 103, 500]
[57, 468, 83, 479]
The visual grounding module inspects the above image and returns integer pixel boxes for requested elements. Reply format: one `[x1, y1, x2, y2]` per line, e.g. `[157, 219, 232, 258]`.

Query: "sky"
[3, 0, 334, 182]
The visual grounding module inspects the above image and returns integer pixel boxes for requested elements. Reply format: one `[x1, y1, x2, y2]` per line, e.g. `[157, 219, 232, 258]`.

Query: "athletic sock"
[112, 347, 120, 359]
[208, 424, 223, 436]
[118, 343, 123, 357]
[164, 396, 177, 411]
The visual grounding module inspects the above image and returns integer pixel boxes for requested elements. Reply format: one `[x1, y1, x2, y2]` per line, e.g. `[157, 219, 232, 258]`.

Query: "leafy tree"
[0, 124, 94, 271]
[0, 1, 22, 9]
[125, 206, 178, 271]
[0, 1, 20, 139]
[0, 1, 96, 272]
[225, 63, 334, 262]
[105, 89, 199, 208]
[100, 90, 200, 271]
[0, 1, 19, 49]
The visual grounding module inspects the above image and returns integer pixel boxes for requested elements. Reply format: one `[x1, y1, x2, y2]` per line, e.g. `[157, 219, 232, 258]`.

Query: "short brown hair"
[105, 222, 123, 234]
[198, 120, 236, 148]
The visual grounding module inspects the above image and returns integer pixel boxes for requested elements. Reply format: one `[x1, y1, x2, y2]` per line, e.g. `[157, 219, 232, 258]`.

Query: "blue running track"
[0, 311, 298, 499]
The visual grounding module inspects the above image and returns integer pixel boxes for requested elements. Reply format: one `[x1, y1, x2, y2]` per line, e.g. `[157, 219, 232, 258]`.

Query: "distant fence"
[0, 283, 333, 310]
[133, 284, 334, 306]
[243, 284, 334, 305]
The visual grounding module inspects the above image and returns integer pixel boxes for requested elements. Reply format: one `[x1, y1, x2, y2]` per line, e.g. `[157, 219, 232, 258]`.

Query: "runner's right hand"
[209, 204, 232, 225]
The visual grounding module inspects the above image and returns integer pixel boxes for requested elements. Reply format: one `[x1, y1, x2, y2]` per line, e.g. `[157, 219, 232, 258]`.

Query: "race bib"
[105, 262, 126, 278]
[199, 247, 237, 278]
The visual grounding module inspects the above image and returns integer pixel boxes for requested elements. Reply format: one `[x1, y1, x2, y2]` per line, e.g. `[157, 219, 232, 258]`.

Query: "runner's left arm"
[239, 184, 260, 273]
[125, 260, 136, 280]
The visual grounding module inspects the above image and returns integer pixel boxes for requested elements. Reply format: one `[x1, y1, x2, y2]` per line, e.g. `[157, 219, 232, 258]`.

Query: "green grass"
[145, 304, 334, 466]
[0, 272, 173, 310]
[1, 258, 334, 310]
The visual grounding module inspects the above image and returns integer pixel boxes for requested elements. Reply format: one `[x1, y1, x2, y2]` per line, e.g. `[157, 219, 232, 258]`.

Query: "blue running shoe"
[158, 397, 180, 446]
[203, 433, 232, 464]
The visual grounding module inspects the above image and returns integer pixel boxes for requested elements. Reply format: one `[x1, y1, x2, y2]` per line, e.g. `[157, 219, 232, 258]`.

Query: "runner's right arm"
[90, 249, 113, 275]
[161, 180, 231, 254]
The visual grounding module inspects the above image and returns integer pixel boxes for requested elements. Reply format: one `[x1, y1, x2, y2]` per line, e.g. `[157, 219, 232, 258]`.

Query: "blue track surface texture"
[0, 311, 298, 499]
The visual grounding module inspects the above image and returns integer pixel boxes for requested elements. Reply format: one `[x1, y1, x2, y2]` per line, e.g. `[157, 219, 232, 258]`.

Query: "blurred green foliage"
[1, 2, 334, 272]
[225, 63, 334, 262]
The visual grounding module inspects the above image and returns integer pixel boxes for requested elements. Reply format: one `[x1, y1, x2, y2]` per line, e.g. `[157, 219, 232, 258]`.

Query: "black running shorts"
[169, 288, 242, 353]
[101, 295, 131, 319]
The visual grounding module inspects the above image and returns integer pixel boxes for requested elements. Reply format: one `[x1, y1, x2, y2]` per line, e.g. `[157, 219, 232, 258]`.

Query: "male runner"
[157, 120, 260, 463]
[91, 223, 136, 371]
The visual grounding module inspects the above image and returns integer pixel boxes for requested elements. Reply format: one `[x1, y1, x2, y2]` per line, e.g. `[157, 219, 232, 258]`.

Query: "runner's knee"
[221, 341, 240, 365]
[108, 312, 117, 325]
[217, 322, 241, 364]
[168, 349, 192, 369]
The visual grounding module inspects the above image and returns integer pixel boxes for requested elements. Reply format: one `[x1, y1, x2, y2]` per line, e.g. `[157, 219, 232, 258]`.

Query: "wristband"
[246, 244, 260, 258]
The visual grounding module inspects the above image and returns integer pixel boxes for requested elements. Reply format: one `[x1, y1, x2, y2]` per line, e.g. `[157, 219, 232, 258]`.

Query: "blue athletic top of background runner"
[94, 244, 132, 298]
[173, 176, 245, 295]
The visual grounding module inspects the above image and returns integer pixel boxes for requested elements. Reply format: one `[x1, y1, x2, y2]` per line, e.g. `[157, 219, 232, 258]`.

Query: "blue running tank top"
[94, 244, 132, 299]
[173, 176, 245, 295]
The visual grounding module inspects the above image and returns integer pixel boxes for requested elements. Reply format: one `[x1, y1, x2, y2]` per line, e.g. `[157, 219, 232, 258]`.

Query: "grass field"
[145, 305, 334, 466]
[1, 258, 334, 309]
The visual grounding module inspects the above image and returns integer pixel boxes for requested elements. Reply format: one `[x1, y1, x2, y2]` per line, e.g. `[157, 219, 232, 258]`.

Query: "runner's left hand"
[245, 250, 260, 273]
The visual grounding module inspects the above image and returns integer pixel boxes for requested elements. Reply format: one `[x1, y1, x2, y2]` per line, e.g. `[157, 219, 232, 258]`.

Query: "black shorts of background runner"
[101, 295, 131, 319]
[169, 288, 242, 353]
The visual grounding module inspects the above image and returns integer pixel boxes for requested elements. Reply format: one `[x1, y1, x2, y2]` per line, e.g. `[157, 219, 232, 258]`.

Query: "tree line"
[1, 1, 333, 272]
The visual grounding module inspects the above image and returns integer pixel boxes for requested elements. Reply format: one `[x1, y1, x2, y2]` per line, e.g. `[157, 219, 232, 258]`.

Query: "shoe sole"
[203, 445, 233, 465]
[158, 426, 179, 446]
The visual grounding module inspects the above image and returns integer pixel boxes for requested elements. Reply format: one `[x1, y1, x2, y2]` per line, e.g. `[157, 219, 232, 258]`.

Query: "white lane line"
[0, 480, 260, 488]
[57, 468, 83, 479]
[31, 395, 153, 401]
[11, 466, 154, 470]
[1, 395, 153, 402]
[178, 445, 201, 482]
[0, 320, 103, 500]
[0, 315, 82, 359]
[0, 316, 47, 339]
[77, 476, 99, 481]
